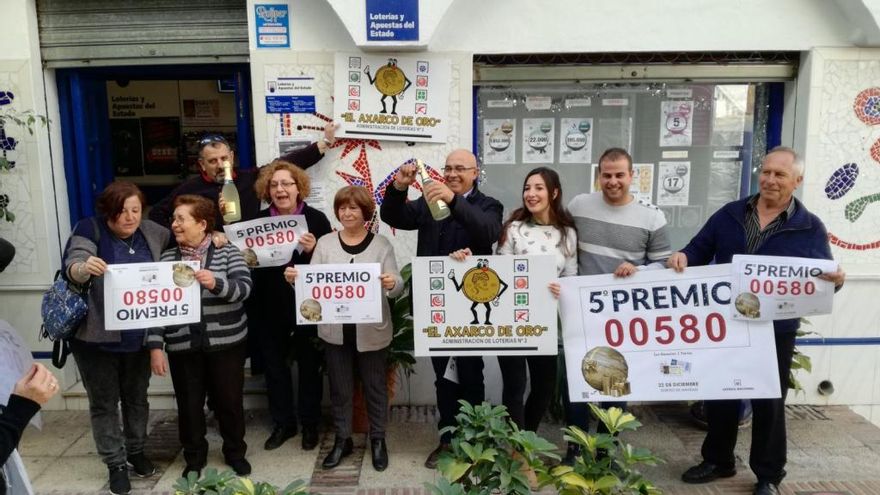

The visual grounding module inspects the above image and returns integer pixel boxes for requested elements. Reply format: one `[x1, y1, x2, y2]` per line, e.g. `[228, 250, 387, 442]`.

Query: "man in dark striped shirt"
[668, 147, 845, 495]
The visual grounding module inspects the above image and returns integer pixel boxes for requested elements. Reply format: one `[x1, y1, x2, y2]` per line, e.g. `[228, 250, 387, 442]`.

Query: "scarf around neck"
[179, 234, 211, 262]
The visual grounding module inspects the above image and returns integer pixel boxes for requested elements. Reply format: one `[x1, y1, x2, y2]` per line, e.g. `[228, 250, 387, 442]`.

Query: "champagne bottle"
[416, 159, 451, 220]
[221, 160, 242, 223]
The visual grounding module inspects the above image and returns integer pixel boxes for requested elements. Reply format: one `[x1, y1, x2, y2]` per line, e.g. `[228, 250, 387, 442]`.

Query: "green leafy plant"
[172, 468, 309, 495]
[387, 262, 416, 376]
[0, 107, 49, 222]
[789, 318, 817, 393]
[426, 400, 560, 495]
[548, 405, 662, 494]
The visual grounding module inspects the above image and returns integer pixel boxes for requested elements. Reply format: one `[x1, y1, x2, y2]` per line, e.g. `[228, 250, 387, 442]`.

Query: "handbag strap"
[52, 338, 70, 369]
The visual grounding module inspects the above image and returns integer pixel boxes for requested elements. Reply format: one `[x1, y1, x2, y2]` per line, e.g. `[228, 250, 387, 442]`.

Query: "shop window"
[476, 82, 770, 250]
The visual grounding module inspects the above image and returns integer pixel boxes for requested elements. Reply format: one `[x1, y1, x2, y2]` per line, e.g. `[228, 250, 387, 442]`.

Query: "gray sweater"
[146, 243, 253, 353]
[63, 218, 171, 344]
[310, 232, 403, 352]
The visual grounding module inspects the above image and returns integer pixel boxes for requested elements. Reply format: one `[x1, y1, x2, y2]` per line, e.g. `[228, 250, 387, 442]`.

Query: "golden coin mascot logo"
[363, 58, 412, 115]
[448, 258, 509, 325]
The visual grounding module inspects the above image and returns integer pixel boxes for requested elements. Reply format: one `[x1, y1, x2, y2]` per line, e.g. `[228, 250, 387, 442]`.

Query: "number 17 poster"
[559, 264, 779, 402]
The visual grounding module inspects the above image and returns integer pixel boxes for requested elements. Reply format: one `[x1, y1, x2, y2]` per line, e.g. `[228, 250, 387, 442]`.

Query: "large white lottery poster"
[559, 118, 593, 164]
[657, 161, 691, 206]
[333, 52, 451, 143]
[659, 100, 693, 147]
[413, 255, 558, 356]
[522, 118, 555, 164]
[223, 215, 308, 267]
[104, 261, 202, 330]
[294, 263, 382, 325]
[482, 119, 516, 164]
[559, 265, 780, 402]
[730, 255, 837, 321]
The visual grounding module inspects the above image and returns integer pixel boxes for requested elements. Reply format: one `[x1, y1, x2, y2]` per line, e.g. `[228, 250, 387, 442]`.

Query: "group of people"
[53, 121, 844, 495]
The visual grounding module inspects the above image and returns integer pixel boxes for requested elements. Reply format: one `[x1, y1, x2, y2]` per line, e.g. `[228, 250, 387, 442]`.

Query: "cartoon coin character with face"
[448, 258, 509, 324]
[363, 58, 412, 115]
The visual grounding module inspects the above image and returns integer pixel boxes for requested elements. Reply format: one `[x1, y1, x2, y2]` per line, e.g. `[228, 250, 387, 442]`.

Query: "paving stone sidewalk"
[20, 404, 880, 494]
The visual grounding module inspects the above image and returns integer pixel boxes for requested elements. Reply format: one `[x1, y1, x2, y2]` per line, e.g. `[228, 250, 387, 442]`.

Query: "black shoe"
[322, 437, 353, 469]
[126, 452, 156, 477]
[424, 442, 451, 469]
[371, 438, 389, 471]
[681, 461, 737, 484]
[754, 481, 780, 495]
[181, 465, 203, 479]
[561, 442, 580, 466]
[227, 458, 252, 476]
[264, 424, 298, 450]
[302, 425, 319, 451]
[108, 464, 131, 495]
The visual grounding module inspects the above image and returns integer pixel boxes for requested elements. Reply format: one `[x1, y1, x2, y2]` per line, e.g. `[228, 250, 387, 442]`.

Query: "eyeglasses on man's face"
[443, 166, 476, 175]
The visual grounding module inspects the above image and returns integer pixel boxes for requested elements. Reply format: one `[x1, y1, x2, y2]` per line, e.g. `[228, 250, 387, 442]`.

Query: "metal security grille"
[474, 51, 799, 84]
[37, 0, 249, 67]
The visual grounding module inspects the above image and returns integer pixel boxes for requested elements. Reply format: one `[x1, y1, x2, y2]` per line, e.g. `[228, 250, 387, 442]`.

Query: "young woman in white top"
[452, 167, 576, 431]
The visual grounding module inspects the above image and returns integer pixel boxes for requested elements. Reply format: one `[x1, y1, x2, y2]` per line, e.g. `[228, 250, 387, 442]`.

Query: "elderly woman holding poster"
[249, 160, 332, 452]
[63, 180, 171, 495]
[147, 194, 253, 479]
[284, 186, 402, 472]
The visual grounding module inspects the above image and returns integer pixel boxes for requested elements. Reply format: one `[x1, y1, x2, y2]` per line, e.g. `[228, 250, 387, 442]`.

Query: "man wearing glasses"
[149, 123, 337, 228]
[380, 149, 503, 469]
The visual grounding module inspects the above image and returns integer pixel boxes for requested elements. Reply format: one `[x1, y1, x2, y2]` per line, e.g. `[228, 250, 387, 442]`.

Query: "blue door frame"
[55, 64, 253, 226]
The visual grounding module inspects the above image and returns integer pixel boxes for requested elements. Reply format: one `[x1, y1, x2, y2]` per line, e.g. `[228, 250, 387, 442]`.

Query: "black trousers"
[701, 331, 796, 484]
[497, 354, 557, 431]
[431, 356, 484, 443]
[258, 324, 323, 429]
[325, 328, 388, 439]
[168, 342, 247, 467]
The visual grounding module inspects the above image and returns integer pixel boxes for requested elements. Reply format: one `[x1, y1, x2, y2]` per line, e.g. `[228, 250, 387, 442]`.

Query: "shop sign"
[366, 0, 418, 42]
[255, 4, 290, 48]
[265, 77, 316, 114]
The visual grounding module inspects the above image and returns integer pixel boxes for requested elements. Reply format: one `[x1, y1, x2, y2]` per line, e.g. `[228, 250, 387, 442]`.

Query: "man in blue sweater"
[668, 147, 846, 495]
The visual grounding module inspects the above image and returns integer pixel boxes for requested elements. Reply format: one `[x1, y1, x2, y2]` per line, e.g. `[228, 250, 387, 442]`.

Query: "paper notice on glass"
[730, 255, 838, 321]
[559, 118, 593, 164]
[657, 162, 691, 206]
[294, 263, 383, 325]
[482, 119, 516, 164]
[707, 161, 742, 214]
[223, 215, 309, 267]
[559, 265, 780, 402]
[522, 118, 555, 164]
[659, 100, 694, 147]
[631, 163, 655, 204]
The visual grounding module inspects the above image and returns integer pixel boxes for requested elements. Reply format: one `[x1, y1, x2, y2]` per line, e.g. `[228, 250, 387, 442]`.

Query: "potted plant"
[173, 468, 309, 495]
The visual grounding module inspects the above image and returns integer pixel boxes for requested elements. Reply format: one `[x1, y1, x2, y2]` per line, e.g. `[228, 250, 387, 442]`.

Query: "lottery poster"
[223, 215, 308, 267]
[482, 119, 517, 164]
[730, 255, 838, 321]
[632, 163, 655, 204]
[657, 161, 691, 206]
[103, 261, 202, 330]
[522, 118, 555, 164]
[412, 255, 559, 356]
[559, 118, 593, 164]
[559, 265, 780, 402]
[659, 100, 693, 147]
[293, 263, 382, 325]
